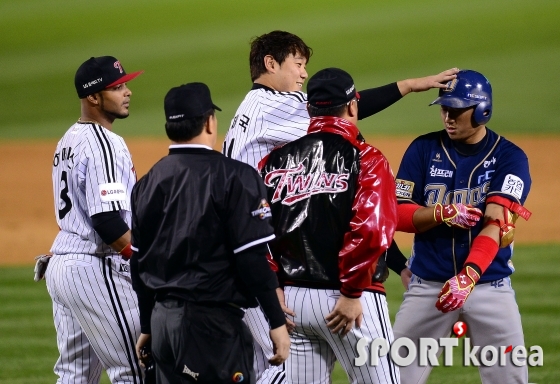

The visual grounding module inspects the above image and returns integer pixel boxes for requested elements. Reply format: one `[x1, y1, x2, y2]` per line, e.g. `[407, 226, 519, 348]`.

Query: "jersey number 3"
[58, 171, 72, 219]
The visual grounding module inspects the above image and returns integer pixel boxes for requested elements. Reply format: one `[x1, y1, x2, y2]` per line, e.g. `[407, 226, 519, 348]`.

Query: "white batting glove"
[33, 254, 52, 282]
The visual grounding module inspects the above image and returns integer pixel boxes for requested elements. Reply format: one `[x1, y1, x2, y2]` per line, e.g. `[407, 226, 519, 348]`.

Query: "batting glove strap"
[435, 266, 480, 313]
[434, 203, 483, 229]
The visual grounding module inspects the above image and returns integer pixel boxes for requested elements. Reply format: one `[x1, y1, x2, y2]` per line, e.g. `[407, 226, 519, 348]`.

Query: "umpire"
[130, 82, 290, 384]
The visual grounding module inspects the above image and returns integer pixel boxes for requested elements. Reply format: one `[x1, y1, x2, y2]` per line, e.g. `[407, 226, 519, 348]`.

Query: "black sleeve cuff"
[255, 289, 286, 330]
[91, 211, 129, 245]
[236, 244, 285, 329]
[357, 83, 402, 120]
[386, 240, 408, 275]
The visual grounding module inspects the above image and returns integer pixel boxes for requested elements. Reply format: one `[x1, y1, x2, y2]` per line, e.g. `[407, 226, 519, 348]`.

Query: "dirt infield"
[1, 136, 557, 266]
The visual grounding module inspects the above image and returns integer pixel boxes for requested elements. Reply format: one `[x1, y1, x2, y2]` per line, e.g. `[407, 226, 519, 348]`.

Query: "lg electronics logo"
[354, 321, 543, 369]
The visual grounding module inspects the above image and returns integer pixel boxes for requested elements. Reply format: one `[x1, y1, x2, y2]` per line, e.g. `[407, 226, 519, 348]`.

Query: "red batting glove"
[435, 266, 480, 313]
[434, 203, 483, 229]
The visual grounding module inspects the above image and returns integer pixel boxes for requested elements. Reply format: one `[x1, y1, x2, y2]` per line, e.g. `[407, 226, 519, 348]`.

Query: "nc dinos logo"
[443, 78, 458, 92]
[264, 163, 349, 206]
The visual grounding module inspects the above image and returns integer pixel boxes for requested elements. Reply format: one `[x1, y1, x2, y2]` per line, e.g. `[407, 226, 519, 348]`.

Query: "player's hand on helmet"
[269, 325, 290, 366]
[325, 295, 363, 337]
[33, 254, 52, 282]
[276, 288, 296, 333]
[405, 68, 460, 93]
[434, 203, 483, 229]
[436, 266, 480, 313]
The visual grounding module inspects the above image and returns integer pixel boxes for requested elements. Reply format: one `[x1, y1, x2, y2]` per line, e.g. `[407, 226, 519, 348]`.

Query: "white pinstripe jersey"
[50, 122, 136, 256]
[223, 86, 310, 169]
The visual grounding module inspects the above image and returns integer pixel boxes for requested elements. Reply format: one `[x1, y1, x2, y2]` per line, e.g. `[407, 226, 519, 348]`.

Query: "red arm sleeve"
[338, 145, 398, 298]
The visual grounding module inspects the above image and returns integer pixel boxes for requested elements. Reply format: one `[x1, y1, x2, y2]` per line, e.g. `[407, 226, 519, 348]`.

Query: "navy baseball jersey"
[396, 128, 531, 282]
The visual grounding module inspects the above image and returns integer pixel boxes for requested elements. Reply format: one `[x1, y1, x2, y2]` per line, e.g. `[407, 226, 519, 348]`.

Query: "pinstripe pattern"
[47, 122, 141, 383]
[223, 88, 310, 170]
[224, 87, 310, 383]
[46, 254, 142, 383]
[284, 287, 400, 384]
[51, 122, 135, 256]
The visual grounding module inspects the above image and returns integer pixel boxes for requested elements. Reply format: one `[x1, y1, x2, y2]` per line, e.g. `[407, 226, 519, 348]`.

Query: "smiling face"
[98, 83, 132, 120]
[440, 105, 486, 144]
[270, 53, 308, 92]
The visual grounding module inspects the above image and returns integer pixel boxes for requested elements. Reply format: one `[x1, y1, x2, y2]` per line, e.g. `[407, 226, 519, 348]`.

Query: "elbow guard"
[485, 196, 531, 248]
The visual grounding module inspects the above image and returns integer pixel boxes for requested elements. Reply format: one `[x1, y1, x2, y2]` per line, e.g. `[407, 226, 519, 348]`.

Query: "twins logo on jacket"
[396, 129, 531, 283]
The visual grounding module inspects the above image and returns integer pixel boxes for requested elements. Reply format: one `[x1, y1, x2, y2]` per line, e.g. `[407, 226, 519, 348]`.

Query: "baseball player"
[130, 82, 290, 384]
[222, 30, 460, 383]
[42, 56, 145, 383]
[260, 67, 399, 384]
[392, 70, 532, 384]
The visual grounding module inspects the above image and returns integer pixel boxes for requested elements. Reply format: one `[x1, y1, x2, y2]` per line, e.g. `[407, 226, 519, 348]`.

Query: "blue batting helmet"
[430, 69, 492, 125]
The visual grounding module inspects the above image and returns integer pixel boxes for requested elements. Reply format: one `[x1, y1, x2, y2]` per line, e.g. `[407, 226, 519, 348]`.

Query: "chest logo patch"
[430, 166, 453, 178]
[264, 163, 349, 206]
[501, 174, 524, 200]
[396, 179, 415, 199]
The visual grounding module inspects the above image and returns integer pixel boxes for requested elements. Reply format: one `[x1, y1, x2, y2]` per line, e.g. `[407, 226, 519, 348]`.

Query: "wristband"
[119, 243, 133, 260]
[464, 235, 499, 274]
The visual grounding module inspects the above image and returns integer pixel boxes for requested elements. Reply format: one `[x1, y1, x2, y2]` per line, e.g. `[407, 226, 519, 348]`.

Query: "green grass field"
[1, 244, 558, 383]
[1, 0, 559, 140]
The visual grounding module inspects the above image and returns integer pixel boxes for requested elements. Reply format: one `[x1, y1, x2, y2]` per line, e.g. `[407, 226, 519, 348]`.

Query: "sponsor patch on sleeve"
[251, 199, 272, 220]
[99, 183, 127, 202]
[395, 179, 414, 199]
[500, 174, 524, 200]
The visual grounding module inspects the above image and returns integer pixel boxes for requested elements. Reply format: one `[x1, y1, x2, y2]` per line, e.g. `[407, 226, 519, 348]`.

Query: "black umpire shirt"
[130, 144, 283, 333]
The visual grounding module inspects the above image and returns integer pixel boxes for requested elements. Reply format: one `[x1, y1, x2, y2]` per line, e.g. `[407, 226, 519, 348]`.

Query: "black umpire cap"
[307, 67, 359, 108]
[164, 83, 222, 122]
[75, 56, 143, 98]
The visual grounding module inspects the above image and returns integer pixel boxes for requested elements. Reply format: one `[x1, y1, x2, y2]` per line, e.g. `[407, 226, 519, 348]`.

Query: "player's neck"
[78, 113, 113, 130]
[254, 75, 281, 92]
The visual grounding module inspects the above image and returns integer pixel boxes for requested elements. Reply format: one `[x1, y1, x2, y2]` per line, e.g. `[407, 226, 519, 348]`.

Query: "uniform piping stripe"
[107, 260, 143, 383]
[234, 234, 275, 253]
[101, 258, 141, 384]
[97, 126, 123, 211]
[91, 124, 119, 211]
[373, 293, 398, 383]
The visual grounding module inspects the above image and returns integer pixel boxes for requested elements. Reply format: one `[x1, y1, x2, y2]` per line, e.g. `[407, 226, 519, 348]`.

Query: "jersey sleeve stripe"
[91, 124, 121, 211]
[233, 234, 275, 254]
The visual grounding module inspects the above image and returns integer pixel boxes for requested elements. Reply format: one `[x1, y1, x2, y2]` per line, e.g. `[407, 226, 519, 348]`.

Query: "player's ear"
[348, 99, 358, 118]
[264, 55, 276, 73]
[86, 93, 100, 105]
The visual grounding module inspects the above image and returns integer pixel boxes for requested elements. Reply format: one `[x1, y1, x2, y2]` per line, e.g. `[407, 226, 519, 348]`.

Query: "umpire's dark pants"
[151, 298, 255, 384]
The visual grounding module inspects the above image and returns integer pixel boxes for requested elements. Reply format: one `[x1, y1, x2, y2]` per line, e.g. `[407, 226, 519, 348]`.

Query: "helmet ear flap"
[473, 101, 492, 125]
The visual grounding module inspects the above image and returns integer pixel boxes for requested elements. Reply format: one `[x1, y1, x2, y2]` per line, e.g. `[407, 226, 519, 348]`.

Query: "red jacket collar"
[308, 116, 361, 144]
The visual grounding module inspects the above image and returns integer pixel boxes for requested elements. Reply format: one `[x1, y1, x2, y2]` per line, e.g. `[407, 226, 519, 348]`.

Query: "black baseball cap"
[75, 56, 143, 98]
[307, 67, 359, 108]
[164, 82, 222, 122]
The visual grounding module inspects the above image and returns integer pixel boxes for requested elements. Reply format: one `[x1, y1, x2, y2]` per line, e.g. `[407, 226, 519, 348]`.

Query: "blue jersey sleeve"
[486, 140, 531, 205]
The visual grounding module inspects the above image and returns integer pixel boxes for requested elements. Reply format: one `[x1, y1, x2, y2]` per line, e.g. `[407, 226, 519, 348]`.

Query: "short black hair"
[165, 110, 214, 142]
[307, 103, 347, 118]
[249, 30, 312, 82]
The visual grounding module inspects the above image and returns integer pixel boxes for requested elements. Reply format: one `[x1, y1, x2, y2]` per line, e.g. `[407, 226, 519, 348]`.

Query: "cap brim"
[106, 70, 144, 89]
[429, 96, 479, 108]
[213, 103, 222, 112]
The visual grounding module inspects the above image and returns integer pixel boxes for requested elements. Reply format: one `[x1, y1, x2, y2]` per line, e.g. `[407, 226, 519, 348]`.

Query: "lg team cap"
[75, 56, 144, 98]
